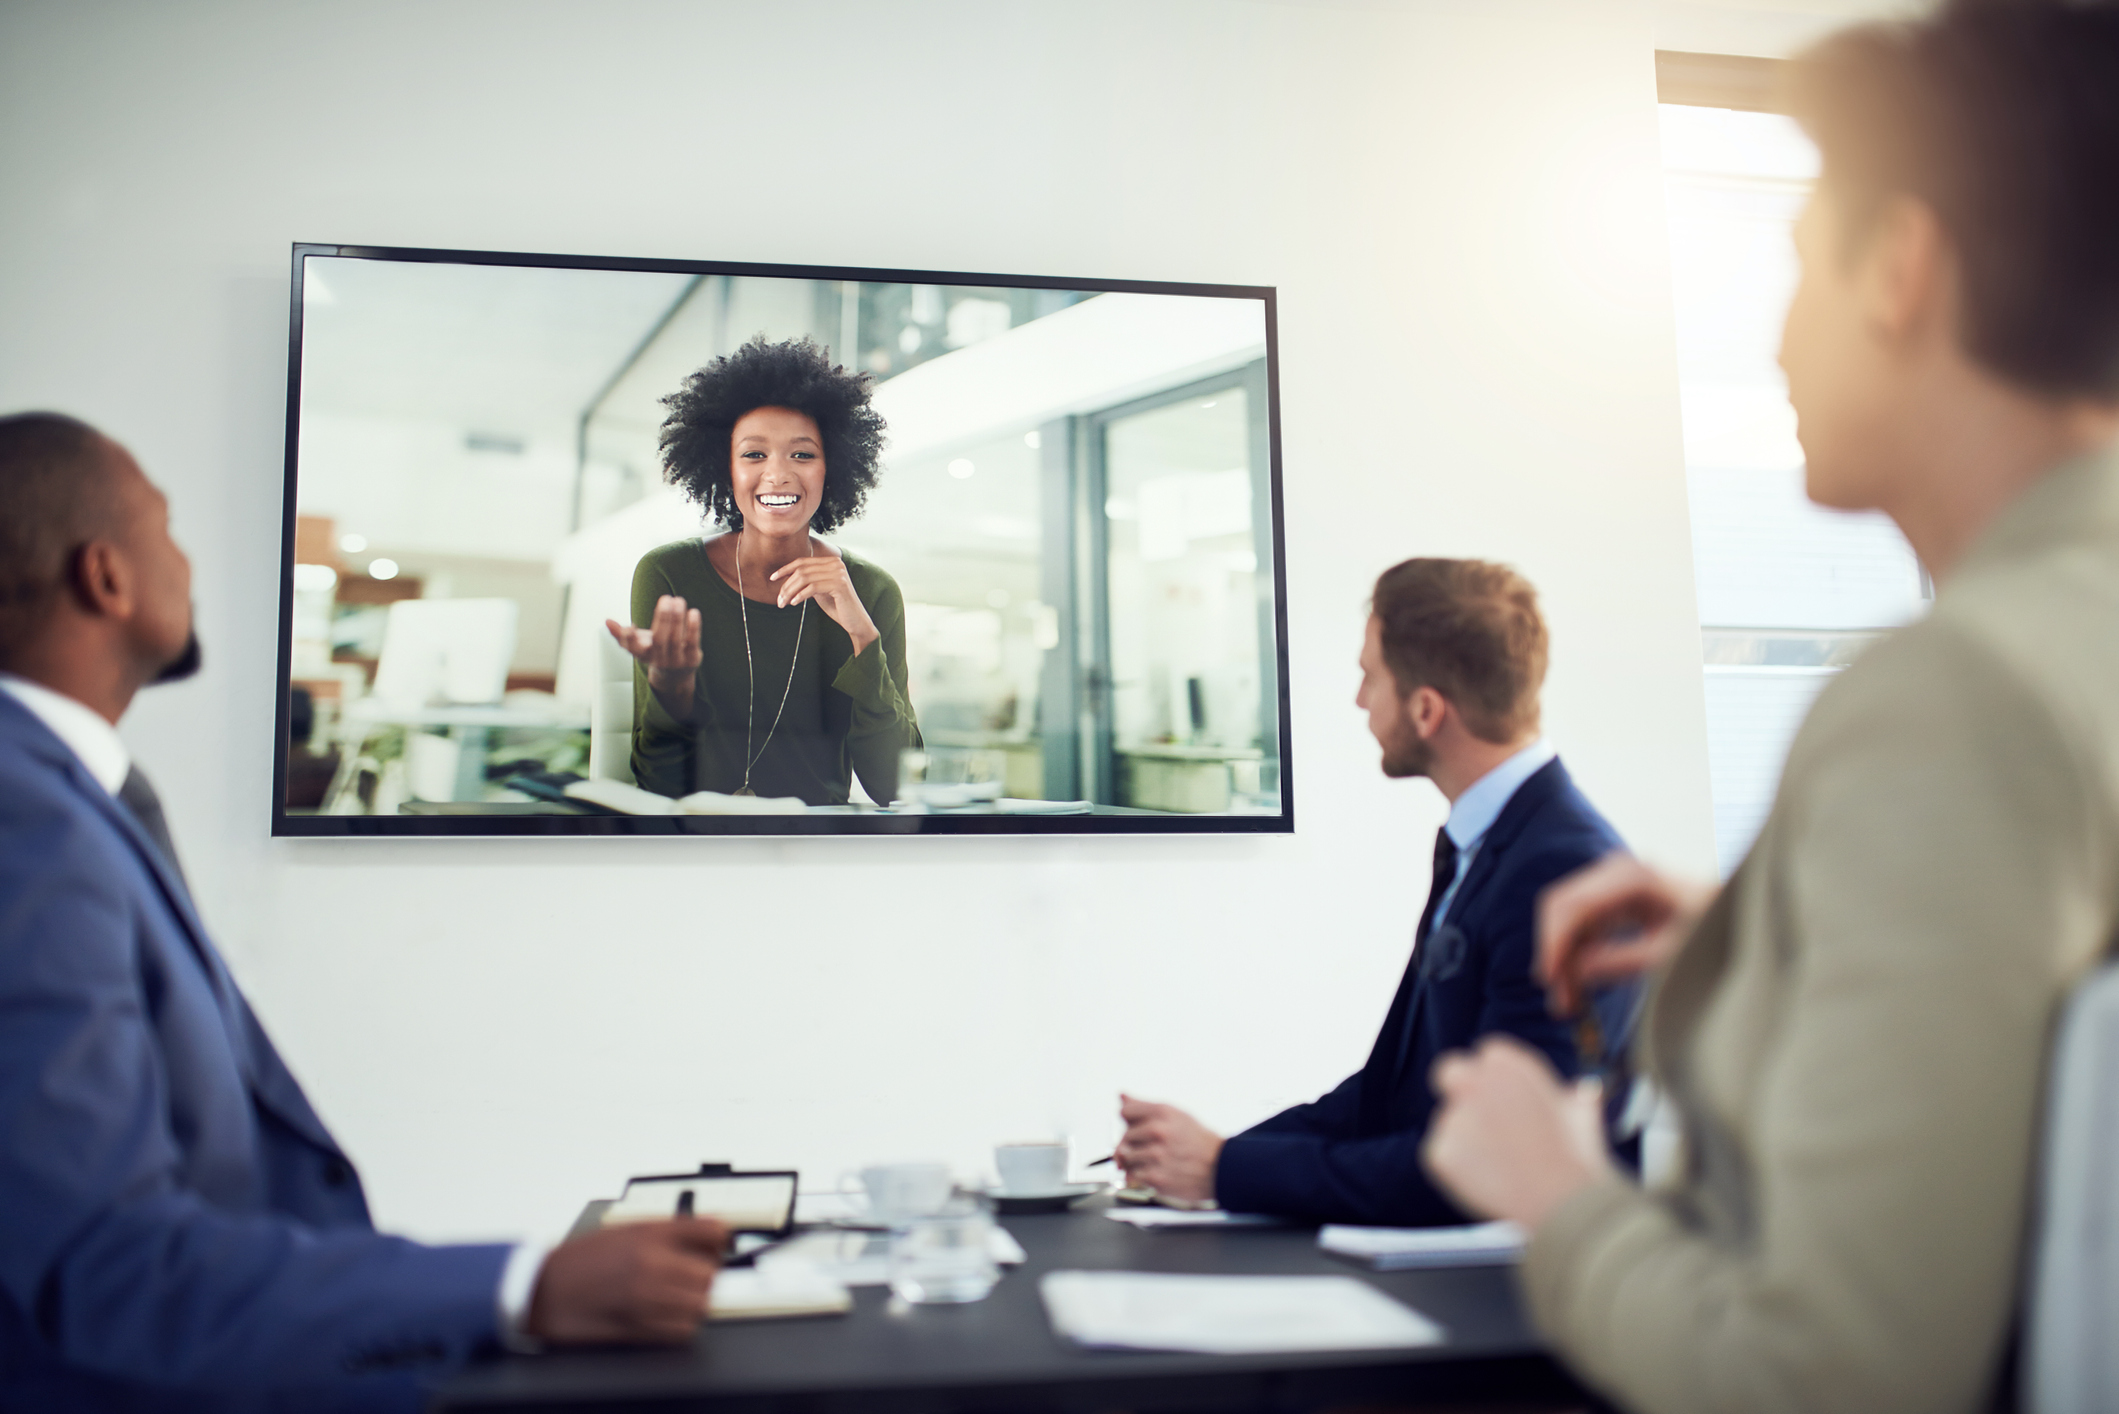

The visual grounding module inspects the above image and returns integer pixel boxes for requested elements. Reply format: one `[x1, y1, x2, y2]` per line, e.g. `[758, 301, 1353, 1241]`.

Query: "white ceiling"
[1653, 0, 1934, 57]
[299, 257, 692, 439]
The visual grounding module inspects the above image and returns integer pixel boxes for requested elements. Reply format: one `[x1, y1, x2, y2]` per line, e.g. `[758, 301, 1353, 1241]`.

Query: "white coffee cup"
[857, 1163, 954, 1225]
[994, 1141, 1069, 1195]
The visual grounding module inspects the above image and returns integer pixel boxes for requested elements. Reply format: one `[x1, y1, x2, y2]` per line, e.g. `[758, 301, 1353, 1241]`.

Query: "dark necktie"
[1413, 827, 1460, 949]
[118, 765, 191, 895]
[1377, 827, 1464, 1101]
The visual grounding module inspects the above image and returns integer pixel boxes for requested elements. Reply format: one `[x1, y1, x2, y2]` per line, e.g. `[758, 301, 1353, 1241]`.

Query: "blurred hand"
[526, 1217, 728, 1345]
[605, 595, 704, 714]
[1537, 853, 1715, 1019]
[1423, 1037, 1610, 1230]
[768, 557, 878, 656]
[1116, 1094, 1224, 1203]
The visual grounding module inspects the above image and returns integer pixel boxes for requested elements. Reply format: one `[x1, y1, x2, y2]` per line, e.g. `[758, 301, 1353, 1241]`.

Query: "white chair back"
[2025, 960, 2119, 1414]
[588, 632, 637, 785]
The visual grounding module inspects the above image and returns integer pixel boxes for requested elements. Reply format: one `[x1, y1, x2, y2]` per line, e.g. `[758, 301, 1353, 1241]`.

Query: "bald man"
[0, 413, 726, 1413]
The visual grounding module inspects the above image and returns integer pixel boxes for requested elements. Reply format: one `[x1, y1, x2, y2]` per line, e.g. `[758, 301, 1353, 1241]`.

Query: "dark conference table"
[428, 1199, 1593, 1414]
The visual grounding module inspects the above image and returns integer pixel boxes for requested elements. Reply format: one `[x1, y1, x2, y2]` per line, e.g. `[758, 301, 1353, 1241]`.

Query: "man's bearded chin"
[151, 629, 203, 685]
[1379, 722, 1433, 780]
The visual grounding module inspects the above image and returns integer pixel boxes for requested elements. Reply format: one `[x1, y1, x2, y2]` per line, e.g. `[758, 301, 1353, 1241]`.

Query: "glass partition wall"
[1090, 371, 1276, 813]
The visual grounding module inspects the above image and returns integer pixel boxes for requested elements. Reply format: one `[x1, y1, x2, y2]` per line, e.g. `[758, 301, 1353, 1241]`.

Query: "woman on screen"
[604, 336, 919, 806]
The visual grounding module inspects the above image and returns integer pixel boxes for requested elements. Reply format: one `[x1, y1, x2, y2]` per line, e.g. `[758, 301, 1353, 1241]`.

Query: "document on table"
[1040, 1270, 1445, 1354]
[706, 1268, 851, 1321]
[1317, 1220, 1526, 1270]
[1104, 1207, 1280, 1229]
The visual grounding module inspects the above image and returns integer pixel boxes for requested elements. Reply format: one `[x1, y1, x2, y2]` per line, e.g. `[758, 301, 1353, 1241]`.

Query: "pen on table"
[1088, 1153, 1115, 1168]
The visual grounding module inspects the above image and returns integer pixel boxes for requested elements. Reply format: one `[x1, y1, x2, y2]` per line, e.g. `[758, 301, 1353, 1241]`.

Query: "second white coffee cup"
[858, 1163, 954, 1225]
[993, 1141, 1069, 1195]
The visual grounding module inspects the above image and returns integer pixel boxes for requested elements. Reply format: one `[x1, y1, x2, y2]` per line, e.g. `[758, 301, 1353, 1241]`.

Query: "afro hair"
[657, 335, 887, 534]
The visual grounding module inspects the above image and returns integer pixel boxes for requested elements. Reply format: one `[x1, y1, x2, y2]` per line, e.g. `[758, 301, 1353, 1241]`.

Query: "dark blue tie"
[1391, 828, 1462, 1078]
[1414, 827, 1460, 949]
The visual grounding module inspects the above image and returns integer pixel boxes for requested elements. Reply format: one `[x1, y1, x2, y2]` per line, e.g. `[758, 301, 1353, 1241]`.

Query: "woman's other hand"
[1424, 1037, 1611, 1230]
[605, 595, 703, 714]
[770, 557, 878, 656]
[1536, 853, 1715, 1019]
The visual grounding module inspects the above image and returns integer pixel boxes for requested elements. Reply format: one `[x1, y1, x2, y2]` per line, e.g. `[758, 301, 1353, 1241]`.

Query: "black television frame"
[272, 242, 1293, 837]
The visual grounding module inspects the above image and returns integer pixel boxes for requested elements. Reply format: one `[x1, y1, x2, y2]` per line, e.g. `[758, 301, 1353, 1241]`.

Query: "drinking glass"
[888, 1196, 999, 1304]
[896, 748, 1007, 812]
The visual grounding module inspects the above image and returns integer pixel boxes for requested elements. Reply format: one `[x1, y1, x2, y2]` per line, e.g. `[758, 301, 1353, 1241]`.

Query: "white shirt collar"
[0, 673, 131, 796]
[1443, 737, 1556, 854]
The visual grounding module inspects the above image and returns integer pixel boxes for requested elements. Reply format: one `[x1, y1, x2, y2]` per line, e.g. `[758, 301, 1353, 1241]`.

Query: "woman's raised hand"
[769, 557, 878, 656]
[1536, 853, 1715, 1019]
[605, 595, 703, 711]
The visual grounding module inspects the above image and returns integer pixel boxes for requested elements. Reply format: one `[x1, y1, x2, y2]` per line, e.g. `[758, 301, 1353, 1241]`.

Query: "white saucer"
[991, 1180, 1105, 1213]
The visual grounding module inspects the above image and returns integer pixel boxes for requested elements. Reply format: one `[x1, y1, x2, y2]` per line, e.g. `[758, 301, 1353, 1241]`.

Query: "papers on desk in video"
[565, 779, 809, 815]
[566, 777, 1095, 817]
[1317, 1220, 1525, 1270]
[1040, 1271, 1444, 1355]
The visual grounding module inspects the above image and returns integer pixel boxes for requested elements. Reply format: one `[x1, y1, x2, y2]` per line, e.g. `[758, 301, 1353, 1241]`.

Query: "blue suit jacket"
[0, 693, 510, 1413]
[1215, 758, 1629, 1226]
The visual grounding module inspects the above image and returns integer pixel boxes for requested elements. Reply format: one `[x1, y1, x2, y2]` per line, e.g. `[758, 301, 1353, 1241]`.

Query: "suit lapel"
[1358, 946, 1426, 1130]
[87, 781, 241, 1011]
[1391, 760, 1572, 1084]
[1431, 759, 1569, 937]
[0, 699, 347, 1158]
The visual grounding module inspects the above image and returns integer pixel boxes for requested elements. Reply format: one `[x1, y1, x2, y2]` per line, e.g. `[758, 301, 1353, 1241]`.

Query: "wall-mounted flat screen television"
[274, 244, 1290, 835]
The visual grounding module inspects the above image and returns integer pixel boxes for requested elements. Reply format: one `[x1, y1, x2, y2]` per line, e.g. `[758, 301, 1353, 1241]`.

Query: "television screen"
[274, 244, 1290, 835]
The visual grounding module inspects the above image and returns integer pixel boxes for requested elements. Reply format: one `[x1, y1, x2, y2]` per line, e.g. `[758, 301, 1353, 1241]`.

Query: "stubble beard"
[150, 626, 203, 685]
[1378, 718, 1433, 781]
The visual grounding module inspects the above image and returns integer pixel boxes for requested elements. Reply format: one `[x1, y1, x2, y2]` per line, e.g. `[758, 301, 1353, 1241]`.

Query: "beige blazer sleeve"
[1521, 613, 2115, 1414]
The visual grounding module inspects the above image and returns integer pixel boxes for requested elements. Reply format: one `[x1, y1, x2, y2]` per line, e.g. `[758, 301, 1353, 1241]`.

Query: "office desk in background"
[429, 1199, 1589, 1414]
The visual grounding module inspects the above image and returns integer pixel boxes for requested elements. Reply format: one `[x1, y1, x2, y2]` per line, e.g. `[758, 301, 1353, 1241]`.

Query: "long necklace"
[732, 528, 806, 797]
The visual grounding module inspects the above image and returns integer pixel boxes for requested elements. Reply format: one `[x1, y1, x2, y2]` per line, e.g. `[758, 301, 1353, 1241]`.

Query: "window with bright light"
[1660, 102, 1931, 874]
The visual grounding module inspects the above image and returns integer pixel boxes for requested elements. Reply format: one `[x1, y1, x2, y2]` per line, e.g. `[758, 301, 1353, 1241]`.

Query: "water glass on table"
[895, 747, 1007, 812]
[889, 1195, 1000, 1305]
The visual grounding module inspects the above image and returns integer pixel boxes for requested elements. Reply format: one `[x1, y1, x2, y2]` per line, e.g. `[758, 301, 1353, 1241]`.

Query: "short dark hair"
[0, 412, 121, 662]
[1787, 0, 2119, 398]
[1370, 559, 1547, 745]
[658, 336, 886, 534]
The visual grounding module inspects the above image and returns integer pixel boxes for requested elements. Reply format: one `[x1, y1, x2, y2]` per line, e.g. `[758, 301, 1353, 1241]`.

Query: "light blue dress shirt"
[1429, 738, 1557, 932]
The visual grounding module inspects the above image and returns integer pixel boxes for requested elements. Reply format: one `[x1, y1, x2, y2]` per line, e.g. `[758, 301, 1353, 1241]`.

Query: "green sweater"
[628, 538, 920, 806]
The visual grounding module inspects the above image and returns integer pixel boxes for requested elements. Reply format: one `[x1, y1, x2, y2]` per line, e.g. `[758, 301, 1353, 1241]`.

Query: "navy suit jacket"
[0, 693, 510, 1413]
[1215, 758, 1628, 1227]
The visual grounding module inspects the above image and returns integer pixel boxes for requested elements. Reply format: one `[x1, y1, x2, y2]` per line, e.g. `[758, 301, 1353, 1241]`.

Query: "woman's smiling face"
[730, 405, 825, 533]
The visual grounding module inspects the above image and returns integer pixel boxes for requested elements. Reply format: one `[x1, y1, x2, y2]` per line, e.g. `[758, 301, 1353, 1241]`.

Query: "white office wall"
[1652, 0, 1930, 58]
[0, 0, 1717, 1242]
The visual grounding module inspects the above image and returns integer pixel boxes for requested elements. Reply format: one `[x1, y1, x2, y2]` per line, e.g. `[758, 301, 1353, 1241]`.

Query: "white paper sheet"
[1040, 1270, 1445, 1354]
[706, 1267, 851, 1321]
[1104, 1207, 1279, 1229]
[1317, 1220, 1525, 1270]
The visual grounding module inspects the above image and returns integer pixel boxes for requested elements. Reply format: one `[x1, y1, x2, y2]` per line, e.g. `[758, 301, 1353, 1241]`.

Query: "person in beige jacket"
[1421, 5, 2119, 1413]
